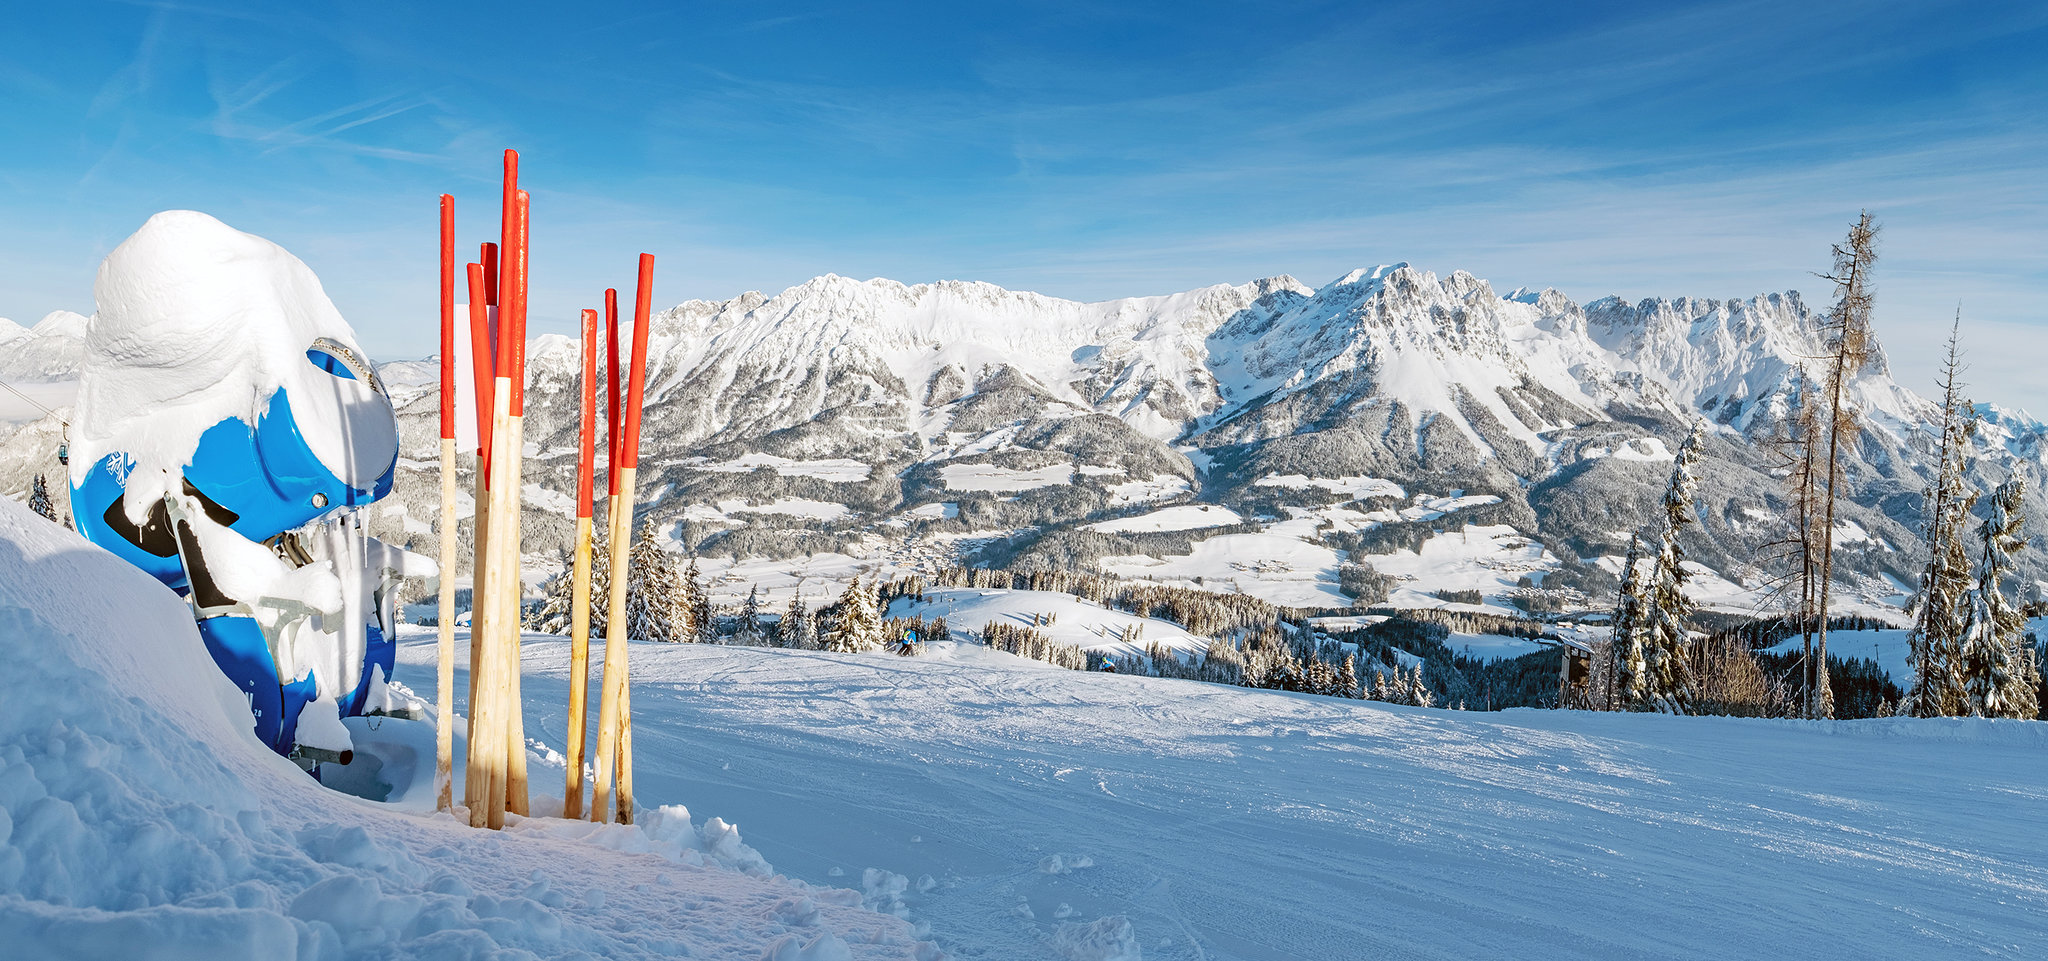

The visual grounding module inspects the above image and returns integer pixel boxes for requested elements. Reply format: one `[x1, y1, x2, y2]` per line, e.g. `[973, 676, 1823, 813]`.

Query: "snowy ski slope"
[0, 500, 938, 960]
[403, 631, 2048, 961]
[6, 490, 2045, 960]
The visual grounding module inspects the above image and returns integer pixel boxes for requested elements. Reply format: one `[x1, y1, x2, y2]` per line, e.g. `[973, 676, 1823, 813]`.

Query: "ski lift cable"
[0, 375, 69, 428]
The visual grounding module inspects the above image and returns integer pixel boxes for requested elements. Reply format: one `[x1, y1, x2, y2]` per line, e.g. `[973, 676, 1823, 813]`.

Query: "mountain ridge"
[6, 266, 2045, 616]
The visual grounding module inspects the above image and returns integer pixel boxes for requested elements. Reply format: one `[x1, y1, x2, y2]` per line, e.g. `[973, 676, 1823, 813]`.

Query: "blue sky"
[3, 1, 2044, 407]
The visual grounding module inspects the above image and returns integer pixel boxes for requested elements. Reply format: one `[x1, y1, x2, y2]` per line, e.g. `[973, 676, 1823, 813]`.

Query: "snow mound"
[0, 499, 935, 959]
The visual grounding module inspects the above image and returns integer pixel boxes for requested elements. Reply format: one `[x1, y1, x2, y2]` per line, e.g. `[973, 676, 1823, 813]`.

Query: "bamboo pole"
[500, 174, 531, 819]
[593, 256, 654, 824]
[562, 308, 600, 820]
[615, 257, 655, 824]
[462, 262, 491, 826]
[435, 194, 457, 814]
[592, 457, 635, 824]
[480, 375, 516, 829]
[464, 242, 497, 822]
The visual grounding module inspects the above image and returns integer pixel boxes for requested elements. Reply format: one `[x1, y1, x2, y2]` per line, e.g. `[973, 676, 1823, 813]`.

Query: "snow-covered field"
[9, 498, 2048, 960]
[1101, 515, 1349, 608]
[938, 463, 1072, 492]
[1084, 504, 1242, 534]
[0, 499, 938, 960]
[688, 453, 872, 482]
[1252, 474, 1405, 499]
[886, 587, 1212, 660]
[396, 632, 2048, 961]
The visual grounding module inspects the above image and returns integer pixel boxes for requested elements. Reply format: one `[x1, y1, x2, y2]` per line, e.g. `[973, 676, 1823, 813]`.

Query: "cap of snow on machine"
[73, 210, 397, 504]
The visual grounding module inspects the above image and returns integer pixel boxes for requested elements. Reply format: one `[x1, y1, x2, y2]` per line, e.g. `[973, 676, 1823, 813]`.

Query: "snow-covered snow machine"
[69, 211, 435, 766]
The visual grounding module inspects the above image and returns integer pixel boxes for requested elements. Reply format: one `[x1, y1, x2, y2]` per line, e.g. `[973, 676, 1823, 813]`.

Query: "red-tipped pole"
[435, 194, 458, 815]
[594, 254, 655, 825]
[563, 306, 601, 820]
[462, 260, 491, 823]
[497, 182, 532, 820]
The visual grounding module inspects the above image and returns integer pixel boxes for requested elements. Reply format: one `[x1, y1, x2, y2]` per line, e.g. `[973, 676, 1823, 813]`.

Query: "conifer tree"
[530, 527, 613, 634]
[1304, 656, 1337, 697]
[1961, 479, 2034, 718]
[625, 521, 687, 642]
[1633, 424, 1706, 714]
[1371, 666, 1394, 702]
[777, 591, 817, 650]
[531, 524, 698, 641]
[27, 474, 57, 523]
[681, 556, 713, 643]
[822, 575, 883, 653]
[1903, 321, 1978, 718]
[1609, 534, 1648, 710]
[1409, 663, 1434, 708]
[735, 585, 766, 646]
[1338, 655, 1360, 699]
[1812, 211, 1880, 719]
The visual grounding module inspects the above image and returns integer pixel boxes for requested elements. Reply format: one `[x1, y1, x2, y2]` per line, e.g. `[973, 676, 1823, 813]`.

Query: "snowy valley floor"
[408, 632, 2048, 961]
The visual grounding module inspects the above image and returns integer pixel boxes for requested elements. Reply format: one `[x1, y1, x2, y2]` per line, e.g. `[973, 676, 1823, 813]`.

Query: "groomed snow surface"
[0, 499, 938, 960]
[8, 497, 2048, 959]
[422, 631, 2048, 961]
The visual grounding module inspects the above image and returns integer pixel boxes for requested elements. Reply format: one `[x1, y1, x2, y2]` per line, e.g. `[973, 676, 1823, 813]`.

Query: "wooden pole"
[435, 194, 457, 814]
[499, 170, 531, 819]
[616, 257, 654, 825]
[480, 372, 515, 829]
[563, 307, 600, 820]
[462, 262, 491, 826]
[603, 287, 622, 599]
[593, 255, 654, 824]
[464, 242, 496, 822]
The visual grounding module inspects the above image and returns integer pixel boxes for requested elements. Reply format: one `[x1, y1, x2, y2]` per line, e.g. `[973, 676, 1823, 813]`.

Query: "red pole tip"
[465, 262, 494, 473]
[604, 287, 622, 493]
[577, 308, 599, 519]
[439, 195, 456, 437]
[622, 254, 655, 470]
[480, 243, 500, 308]
[507, 189, 530, 416]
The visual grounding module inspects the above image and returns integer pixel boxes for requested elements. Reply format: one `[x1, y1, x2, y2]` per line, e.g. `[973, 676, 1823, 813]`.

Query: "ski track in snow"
[402, 631, 2048, 961]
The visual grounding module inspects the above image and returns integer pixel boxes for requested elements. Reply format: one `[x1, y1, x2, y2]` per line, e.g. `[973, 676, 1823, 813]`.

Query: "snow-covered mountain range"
[8, 267, 2045, 616]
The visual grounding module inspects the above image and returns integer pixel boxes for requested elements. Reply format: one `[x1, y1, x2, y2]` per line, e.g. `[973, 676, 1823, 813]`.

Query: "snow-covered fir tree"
[1338, 655, 1360, 699]
[1609, 534, 1649, 710]
[28, 474, 58, 523]
[528, 527, 611, 635]
[1409, 663, 1434, 708]
[624, 522, 688, 642]
[1631, 424, 1706, 715]
[776, 591, 817, 649]
[1902, 355, 1978, 718]
[1303, 656, 1337, 698]
[1369, 665, 1394, 702]
[734, 585, 766, 646]
[680, 556, 713, 643]
[526, 522, 691, 641]
[1961, 479, 2036, 719]
[822, 575, 883, 653]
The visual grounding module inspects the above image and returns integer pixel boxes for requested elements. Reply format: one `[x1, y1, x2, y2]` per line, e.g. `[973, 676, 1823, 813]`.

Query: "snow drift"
[0, 497, 939, 960]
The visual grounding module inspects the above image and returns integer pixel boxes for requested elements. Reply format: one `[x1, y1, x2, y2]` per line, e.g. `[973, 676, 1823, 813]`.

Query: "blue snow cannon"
[73, 340, 400, 757]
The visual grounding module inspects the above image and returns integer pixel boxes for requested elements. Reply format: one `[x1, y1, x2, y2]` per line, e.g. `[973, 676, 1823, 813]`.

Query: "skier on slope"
[69, 210, 435, 766]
